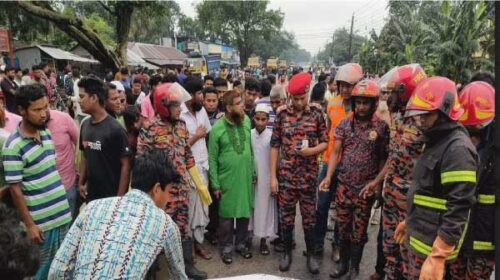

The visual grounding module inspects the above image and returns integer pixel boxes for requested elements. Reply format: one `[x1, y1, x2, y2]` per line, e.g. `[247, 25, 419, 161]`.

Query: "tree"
[196, 1, 283, 67]
[315, 28, 365, 66]
[16, 1, 127, 69]
[177, 14, 204, 40]
[15, 1, 177, 69]
[128, 1, 180, 44]
[427, 1, 493, 83]
[251, 31, 311, 64]
[351, 0, 494, 83]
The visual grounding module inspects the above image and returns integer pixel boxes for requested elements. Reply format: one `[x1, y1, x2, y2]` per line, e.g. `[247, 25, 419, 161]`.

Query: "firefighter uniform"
[406, 121, 477, 279]
[446, 127, 495, 279]
[447, 81, 496, 280]
[377, 64, 427, 280]
[402, 76, 478, 280]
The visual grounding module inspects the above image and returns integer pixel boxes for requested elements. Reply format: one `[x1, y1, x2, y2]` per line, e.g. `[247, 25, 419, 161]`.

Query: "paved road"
[157, 209, 380, 280]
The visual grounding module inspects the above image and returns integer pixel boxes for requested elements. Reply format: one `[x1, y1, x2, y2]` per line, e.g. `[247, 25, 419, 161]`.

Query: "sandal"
[236, 247, 253, 259]
[221, 253, 233, 264]
[260, 240, 270, 255]
[195, 243, 213, 260]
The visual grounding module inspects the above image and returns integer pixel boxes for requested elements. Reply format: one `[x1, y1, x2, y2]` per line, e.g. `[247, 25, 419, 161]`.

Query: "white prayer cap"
[255, 103, 272, 115]
[111, 81, 125, 92]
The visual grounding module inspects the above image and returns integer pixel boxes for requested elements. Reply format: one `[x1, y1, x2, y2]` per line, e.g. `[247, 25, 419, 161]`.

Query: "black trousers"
[218, 217, 249, 254]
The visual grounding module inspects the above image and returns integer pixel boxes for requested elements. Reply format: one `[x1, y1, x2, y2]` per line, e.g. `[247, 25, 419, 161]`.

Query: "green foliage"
[6, 1, 179, 50]
[315, 28, 366, 66]
[128, 1, 180, 44]
[251, 31, 310, 64]
[195, 0, 285, 66]
[83, 14, 115, 47]
[178, 14, 204, 39]
[357, 0, 494, 83]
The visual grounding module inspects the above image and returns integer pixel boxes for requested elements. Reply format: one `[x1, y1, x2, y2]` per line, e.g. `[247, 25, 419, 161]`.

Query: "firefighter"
[319, 79, 389, 279]
[394, 76, 478, 280]
[366, 64, 427, 280]
[270, 72, 329, 274]
[314, 63, 363, 261]
[446, 81, 495, 280]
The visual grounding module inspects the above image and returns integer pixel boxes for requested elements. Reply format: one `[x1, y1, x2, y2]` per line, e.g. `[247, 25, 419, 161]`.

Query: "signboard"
[205, 54, 221, 73]
[187, 41, 199, 51]
[208, 43, 222, 54]
[279, 60, 287, 67]
[267, 58, 278, 68]
[248, 56, 260, 67]
[221, 45, 233, 60]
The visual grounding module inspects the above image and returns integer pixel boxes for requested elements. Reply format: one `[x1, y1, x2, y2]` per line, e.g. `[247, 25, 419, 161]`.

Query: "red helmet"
[405, 76, 464, 120]
[387, 64, 426, 102]
[352, 79, 380, 98]
[458, 81, 495, 126]
[154, 82, 191, 119]
[335, 63, 363, 85]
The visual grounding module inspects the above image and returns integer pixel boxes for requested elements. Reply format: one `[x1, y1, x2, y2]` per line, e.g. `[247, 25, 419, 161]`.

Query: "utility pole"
[330, 33, 334, 65]
[348, 13, 354, 62]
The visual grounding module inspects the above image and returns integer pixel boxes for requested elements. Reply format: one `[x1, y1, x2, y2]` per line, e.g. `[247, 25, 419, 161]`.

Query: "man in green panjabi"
[208, 89, 255, 265]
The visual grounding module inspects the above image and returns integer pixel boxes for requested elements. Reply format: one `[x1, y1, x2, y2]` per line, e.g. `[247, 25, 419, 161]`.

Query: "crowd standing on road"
[0, 60, 495, 280]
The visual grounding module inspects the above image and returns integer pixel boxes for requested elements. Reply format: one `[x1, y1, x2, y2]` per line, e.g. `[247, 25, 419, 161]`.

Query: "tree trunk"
[17, 1, 124, 70]
[115, 2, 134, 66]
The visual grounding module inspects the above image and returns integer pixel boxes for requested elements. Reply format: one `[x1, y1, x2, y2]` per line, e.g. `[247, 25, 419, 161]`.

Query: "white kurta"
[180, 105, 212, 243]
[249, 128, 278, 238]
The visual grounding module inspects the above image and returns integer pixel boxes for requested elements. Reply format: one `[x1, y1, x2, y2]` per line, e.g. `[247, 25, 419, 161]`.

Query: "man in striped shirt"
[3, 84, 71, 280]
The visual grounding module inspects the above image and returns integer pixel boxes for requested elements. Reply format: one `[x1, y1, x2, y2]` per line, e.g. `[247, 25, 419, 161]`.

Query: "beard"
[354, 112, 372, 121]
[228, 111, 244, 125]
[27, 119, 47, 130]
[192, 101, 203, 112]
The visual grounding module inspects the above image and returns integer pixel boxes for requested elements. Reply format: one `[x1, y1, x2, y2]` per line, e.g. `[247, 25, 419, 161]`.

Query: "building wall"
[14, 48, 41, 69]
[199, 42, 209, 56]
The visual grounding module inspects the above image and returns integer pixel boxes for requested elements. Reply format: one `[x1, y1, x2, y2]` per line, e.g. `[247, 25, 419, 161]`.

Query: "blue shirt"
[48, 189, 187, 279]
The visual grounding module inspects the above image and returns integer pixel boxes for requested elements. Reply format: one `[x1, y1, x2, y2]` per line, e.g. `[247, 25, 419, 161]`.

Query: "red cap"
[288, 72, 312, 96]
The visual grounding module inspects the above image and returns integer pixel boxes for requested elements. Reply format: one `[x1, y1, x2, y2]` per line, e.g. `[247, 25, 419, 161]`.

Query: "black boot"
[305, 233, 320, 274]
[182, 241, 208, 280]
[349, 243, 365, 280]
[279, 231, 293, 272]
[329, 240, 350, 278]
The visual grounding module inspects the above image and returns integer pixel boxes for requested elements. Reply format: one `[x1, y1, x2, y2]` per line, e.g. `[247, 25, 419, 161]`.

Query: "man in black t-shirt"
[77, 76, 131, 202]
[1, 66, 19, 113]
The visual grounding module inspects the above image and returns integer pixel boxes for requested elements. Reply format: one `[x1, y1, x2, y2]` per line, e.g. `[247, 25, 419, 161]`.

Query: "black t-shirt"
[1, 78, 18, 113]
[80, 115, 131, 202]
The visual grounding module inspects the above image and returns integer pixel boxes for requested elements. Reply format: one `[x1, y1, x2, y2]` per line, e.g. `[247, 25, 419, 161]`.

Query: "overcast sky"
[177, 0, 389, 56]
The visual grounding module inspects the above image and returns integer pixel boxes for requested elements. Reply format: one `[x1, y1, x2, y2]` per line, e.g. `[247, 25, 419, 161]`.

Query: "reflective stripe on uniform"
[441, 170, 477, 184]
[413, 194, 447, 210]
[473, 241, 495, 251]
[478, 194, 495, 204]
[409, 212, 470, 260]
[409, 236, 461, 260]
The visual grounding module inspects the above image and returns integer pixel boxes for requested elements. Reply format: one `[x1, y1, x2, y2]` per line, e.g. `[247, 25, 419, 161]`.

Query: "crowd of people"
[0, 60, 495, 280]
